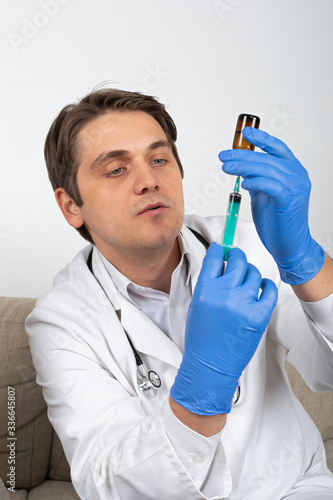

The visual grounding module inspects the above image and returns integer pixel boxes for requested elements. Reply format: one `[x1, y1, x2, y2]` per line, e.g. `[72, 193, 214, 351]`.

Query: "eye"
[105, 167, 125, 177]
[152, 158, 167, 166]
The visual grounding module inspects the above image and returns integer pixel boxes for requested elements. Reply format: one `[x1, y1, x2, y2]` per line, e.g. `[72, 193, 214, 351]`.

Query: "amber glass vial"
[232, 114, 260, 150]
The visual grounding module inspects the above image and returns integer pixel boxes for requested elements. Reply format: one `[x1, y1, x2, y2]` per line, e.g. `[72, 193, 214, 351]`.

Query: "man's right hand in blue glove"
[170, 243, 278, 419]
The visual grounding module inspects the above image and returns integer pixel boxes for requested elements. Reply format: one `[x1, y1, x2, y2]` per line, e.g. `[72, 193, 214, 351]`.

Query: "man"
[26, 88, 333, 499]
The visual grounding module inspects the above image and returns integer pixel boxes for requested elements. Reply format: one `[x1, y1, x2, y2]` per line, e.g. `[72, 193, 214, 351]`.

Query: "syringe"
[222, 114, 260, 261]
[222, 176, 242, 260]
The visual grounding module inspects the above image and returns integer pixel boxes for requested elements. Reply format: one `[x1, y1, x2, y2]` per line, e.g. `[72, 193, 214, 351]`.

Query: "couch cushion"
[48, 432, 71, 482]
[26, 480, 79, 499]
[8, 488, 28, 499]
[0, 297, 53, 490]
[325, 439, 333, 473]
[286, 361, 333, 473]
[0, 477, 10, 499]
[285, 362, 333, 442]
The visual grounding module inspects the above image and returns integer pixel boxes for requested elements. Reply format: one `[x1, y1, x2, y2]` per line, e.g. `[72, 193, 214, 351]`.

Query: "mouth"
[138, 202, 167, 216]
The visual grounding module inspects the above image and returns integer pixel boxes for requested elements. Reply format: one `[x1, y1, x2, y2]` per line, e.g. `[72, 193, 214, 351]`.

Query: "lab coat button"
[192, 454, 204, 464]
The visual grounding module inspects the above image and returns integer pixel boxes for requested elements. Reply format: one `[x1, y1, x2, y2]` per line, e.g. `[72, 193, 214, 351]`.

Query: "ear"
[55, 188, 84, 229]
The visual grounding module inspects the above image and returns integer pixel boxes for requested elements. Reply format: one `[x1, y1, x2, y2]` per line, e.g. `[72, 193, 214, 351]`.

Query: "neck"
[100, 238, 181, 294]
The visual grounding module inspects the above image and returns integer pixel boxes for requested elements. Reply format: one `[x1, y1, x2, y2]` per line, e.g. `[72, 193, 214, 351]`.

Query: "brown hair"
[44, 87, 184, 243]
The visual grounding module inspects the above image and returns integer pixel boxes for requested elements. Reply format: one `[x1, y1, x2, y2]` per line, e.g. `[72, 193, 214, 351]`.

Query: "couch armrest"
[0, 297, 54, 490]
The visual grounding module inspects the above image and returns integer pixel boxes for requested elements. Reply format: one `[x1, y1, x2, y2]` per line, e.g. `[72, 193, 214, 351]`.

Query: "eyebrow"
[90, 140, 172, 171]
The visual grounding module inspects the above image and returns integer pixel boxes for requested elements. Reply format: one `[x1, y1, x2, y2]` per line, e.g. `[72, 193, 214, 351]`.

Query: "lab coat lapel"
[180, 224, 208, 292]
[120, 295, 183, 369]
[91, 247, 182, 376]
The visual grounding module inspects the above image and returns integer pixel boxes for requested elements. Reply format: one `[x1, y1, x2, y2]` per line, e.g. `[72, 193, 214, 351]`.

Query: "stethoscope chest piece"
[136, 363, 161, 399]
[148, 370, 161, 388]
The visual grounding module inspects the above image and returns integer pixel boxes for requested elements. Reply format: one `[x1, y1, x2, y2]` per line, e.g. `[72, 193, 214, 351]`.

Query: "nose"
[133, 161, 160, 195]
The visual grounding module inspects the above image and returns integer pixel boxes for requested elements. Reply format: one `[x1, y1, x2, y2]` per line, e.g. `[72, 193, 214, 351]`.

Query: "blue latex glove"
[170, 244, 277, 415]
[219, 127, 324, 285]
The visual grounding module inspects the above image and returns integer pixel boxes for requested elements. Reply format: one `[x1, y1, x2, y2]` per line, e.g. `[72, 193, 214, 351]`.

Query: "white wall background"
[1, 0, 333, 297]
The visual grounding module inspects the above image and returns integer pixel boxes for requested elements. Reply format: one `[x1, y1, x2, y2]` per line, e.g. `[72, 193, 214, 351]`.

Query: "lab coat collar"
[180, 223, 208, 292]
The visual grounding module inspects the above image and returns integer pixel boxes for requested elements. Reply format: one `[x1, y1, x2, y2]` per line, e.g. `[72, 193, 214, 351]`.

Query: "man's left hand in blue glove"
[219, 127, 331, 298]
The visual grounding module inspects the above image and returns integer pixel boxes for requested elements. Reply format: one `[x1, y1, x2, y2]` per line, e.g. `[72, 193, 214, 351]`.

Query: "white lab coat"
[26, 215, 333, 500]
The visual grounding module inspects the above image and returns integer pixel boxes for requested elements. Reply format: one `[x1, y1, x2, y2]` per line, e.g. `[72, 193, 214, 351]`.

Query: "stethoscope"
[125, 329, 162, 399]
[126, 329, 241, 404]
[128, 330, 240, 403]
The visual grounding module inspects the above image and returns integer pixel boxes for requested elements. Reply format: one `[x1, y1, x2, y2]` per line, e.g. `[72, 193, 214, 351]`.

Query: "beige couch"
[0, 297, 78, 499]
[0, 296, 332, 499]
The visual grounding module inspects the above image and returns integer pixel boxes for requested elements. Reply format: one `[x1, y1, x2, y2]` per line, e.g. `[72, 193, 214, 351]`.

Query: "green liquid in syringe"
[222, 177, 242, 260]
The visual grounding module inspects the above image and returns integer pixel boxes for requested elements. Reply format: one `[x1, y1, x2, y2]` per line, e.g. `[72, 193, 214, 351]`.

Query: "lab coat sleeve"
[161, 399, 231, 497]
[269, 282, 333, 391]
[26, 306, 231, 500]
[298, 292, 333, 343]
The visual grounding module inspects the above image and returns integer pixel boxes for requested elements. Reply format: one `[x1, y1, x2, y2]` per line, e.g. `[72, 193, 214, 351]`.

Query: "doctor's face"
[68, 111, 184, 260]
